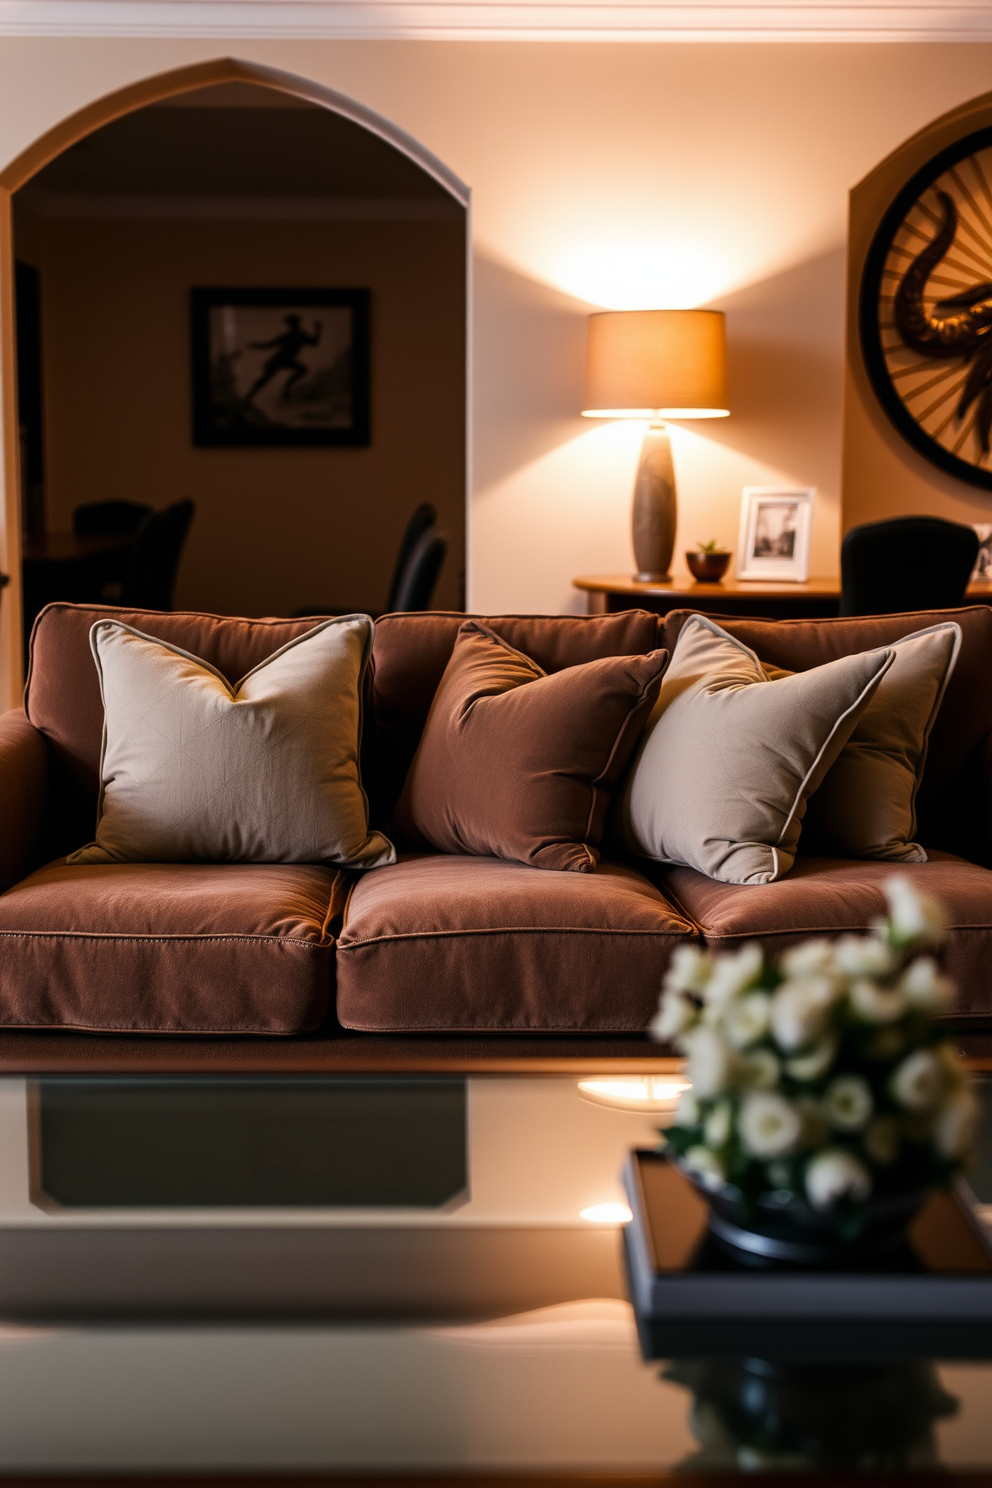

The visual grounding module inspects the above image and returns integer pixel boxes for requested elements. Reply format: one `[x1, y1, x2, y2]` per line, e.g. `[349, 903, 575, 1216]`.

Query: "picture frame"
[737, 487, 816, 582]
[972, 524, 992, 582]
[191, 287, 370, 448]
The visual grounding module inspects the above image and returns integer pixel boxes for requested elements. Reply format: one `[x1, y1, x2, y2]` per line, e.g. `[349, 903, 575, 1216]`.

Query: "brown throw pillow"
[395, 621, 669, 872]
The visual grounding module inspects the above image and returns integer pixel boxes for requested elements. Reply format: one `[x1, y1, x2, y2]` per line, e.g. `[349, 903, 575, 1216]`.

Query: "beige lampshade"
[582, 309, 729, 418]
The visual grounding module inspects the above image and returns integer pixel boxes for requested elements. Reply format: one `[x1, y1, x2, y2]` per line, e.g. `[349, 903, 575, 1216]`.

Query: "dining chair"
[840, 515, 979, 617]
[389, 526, 448, 613]
[119, 500, 195, 611]
[294, 502, 444, 618]
[72, 500, 153, 537]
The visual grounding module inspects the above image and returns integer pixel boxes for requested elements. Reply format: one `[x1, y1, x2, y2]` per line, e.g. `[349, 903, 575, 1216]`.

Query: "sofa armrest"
[0, 709, 49, 893]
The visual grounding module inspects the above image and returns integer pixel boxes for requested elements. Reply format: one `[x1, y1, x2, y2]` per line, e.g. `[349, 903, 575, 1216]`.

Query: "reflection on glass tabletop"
[0, 1071, 988, 1477]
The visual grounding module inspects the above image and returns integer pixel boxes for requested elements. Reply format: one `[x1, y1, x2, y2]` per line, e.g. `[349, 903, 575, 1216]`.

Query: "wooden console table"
[574, 572, 992, 621]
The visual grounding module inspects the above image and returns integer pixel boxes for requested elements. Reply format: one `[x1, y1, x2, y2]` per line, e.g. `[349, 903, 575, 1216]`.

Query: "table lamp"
[582, 309, 729, 581]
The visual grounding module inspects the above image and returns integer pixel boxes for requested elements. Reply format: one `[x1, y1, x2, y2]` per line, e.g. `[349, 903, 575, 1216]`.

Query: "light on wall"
[582, 310, 729, 581]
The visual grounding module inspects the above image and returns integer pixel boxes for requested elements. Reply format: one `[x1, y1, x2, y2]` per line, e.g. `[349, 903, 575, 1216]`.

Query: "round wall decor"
[860, 125, 992, 490]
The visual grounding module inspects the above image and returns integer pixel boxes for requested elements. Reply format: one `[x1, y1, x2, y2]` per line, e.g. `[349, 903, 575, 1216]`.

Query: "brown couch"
[1, 601, 991, 1038]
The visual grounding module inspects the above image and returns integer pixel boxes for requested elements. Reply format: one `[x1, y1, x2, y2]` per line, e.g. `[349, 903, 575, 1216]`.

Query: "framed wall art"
[737, 487, 815, 582]
[191, 287, 370, 447]
[859, 126, 992, 491]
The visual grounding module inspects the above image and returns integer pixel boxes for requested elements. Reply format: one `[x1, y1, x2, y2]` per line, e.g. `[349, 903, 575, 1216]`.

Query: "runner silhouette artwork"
[192, 289, 370, 447]
[244, 314, 323, 407]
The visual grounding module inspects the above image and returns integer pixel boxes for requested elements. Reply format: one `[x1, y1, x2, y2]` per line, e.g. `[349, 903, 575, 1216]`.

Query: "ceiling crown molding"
[1, 1, 991, 42]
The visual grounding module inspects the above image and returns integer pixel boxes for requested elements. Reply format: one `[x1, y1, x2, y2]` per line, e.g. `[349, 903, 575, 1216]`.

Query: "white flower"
[933, 1088, 979, 1161]
[863, 1115, 901, 1165]
[663, 944, 712, 996]
[675, 1088, 700, 1127]
[833, 934, 895, 980]
[824, 1074, 874, 1131]
[780, 939, 836, 978]
[885, 877, 949, 948]
[684, 1145, 726, 1192]
[898, 957, 956, 1016]
[702, 943, 764, 1012]
[737, 1046, 780, 1090]
[805, 1149, 873, 1209]
[849, 979, 906, 1024]
[738, 1092, 803, 1159]
[891, 1048, 945, 1111]
[683, 1026, 735, 1098]
[785, 1036, 837, 1083]
[704, 1100, 733, 1148]
[650, 989, 698, 1043]
[723, 992, 772, 1050]
[770, 976, 837, 1052]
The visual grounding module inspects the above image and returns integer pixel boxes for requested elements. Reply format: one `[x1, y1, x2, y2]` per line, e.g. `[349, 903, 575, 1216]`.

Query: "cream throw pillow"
[616, 614, 894, 885]
[767, 621, 961, 864]
[68, 617, 395, 868]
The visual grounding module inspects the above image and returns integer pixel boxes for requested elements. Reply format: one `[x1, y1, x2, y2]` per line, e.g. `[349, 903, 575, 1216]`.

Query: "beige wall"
[17, 209, 466, 617]
[3, 40, 992, 642]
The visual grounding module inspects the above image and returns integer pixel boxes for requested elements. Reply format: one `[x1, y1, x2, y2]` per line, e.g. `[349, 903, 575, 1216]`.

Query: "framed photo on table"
[191, 287, 370, 447]
[738, 487, 816, 582]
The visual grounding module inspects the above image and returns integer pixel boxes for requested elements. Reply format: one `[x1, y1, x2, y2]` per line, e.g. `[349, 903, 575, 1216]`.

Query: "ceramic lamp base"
[631, 421, 676, 582]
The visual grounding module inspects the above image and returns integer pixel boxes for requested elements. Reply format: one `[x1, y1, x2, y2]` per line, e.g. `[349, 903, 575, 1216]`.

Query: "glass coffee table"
[0, 1064, 989, 1477]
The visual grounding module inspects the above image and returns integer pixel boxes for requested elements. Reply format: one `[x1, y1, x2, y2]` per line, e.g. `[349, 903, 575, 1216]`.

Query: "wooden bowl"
[686, 551, 731, 583]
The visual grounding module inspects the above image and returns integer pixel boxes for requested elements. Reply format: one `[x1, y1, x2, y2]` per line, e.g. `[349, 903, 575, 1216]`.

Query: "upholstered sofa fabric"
[396, 621, 668, 872]
[7, 601, 992, 1039]
[69, 617, 394, 869]
[660, 606, 992, 866]
[0, 709, 49, 895]
[766, 622, 962, 863]
[661, 851, 992, 1021]
[617, 614, 894, 884]
[0, 860, 344, 1033]
[370, 610, 665, 830]
[27, 606, 326, 856]
[336, 853, 697, 1031]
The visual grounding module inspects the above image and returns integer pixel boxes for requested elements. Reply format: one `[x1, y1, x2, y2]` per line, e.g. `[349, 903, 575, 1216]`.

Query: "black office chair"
[73, 500, 153, 537]
[119, 499, 195, 611]
[840, 515, 979, 617]
[389, 526, 448, 613]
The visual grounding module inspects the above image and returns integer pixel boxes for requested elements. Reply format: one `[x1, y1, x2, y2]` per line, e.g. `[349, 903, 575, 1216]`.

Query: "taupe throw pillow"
[395, 620, 669, 872]
[68, 617, 395, 868]
[768, 622, 961, 863]
[616, 614, 894, 885]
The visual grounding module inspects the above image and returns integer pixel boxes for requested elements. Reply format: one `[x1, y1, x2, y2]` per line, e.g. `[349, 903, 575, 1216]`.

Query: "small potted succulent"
[686, 540, 732, 583]
[651, 879, 978, 1261]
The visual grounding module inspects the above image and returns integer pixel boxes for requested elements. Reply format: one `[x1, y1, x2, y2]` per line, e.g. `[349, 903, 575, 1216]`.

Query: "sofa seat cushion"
[335, 853, 697, 1032]
[662, 852, 992, 1021]
[0, 861, 345, 1034]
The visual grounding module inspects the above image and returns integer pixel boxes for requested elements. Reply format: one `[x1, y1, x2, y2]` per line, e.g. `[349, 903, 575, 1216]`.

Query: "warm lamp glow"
[582, 408, 729, 420]
[577, 1076, 690, 1113]
[582, 310, 728, 419]
[560, 242, 729, 313]
[581, 309, 729, 581]
[580, 1203, 633, 1225]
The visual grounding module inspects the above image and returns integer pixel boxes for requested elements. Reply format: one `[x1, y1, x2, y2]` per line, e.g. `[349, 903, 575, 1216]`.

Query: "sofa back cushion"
[660, 606, 992, 862]
[27, 604, 664, 853]
[368, 610, 664, 825]
[27, 605, 322, 853]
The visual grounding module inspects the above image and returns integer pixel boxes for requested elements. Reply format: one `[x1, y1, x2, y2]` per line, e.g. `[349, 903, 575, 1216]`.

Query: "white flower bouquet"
[652, 879, 977, 1235]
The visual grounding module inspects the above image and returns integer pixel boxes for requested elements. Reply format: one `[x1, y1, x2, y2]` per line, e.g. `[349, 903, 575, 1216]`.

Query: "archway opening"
[8, 67, 467, 649]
